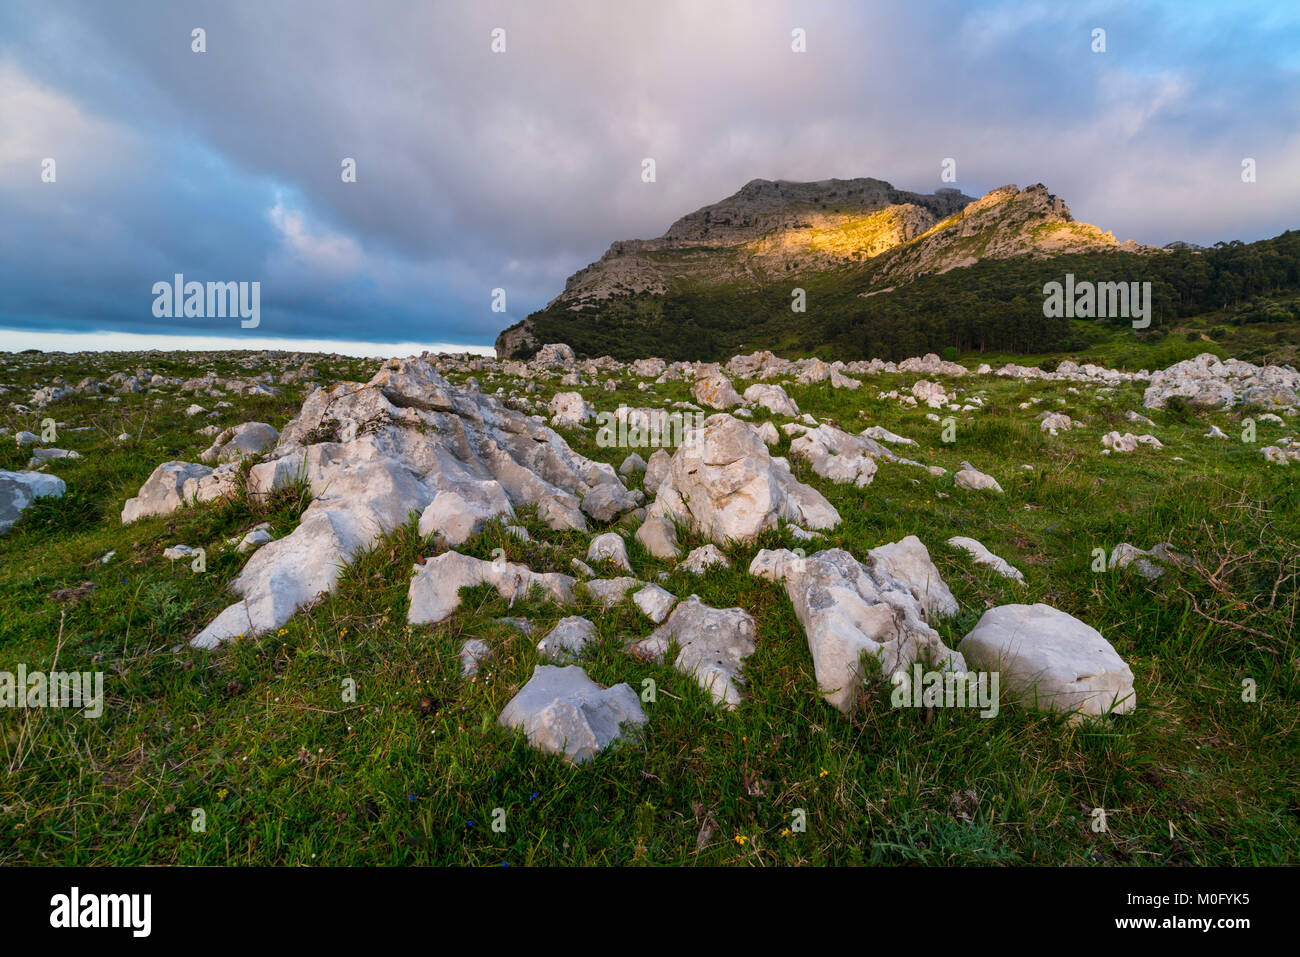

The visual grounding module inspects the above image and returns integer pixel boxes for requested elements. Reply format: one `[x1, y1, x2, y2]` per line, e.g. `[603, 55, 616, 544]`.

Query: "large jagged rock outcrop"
[179, 357, 627, 648]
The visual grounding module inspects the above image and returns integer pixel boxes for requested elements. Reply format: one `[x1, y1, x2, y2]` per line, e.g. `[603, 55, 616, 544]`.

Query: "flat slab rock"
[958, 603, 1136, 716]
[582, 577, 641, 608]
[498, 665, 646, 764]
[407, 550, 574, 627]
[630, 595, 756, 708]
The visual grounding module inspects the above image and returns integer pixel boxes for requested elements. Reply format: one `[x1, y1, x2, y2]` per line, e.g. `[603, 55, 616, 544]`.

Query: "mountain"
[496, 176, 1152, 359]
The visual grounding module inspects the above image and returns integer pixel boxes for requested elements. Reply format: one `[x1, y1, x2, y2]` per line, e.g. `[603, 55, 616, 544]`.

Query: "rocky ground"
[1, 344, 1297, 865]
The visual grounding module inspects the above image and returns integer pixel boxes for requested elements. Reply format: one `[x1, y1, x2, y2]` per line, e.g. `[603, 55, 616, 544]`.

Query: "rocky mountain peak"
[499, 174, 1151, 359]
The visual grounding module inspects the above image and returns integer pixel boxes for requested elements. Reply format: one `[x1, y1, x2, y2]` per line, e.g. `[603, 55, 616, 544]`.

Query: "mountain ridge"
[498, 175, 1153, 358]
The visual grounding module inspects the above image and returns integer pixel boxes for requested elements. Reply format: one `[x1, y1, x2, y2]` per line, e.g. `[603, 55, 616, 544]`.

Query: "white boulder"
[958, 603, 1136, 716]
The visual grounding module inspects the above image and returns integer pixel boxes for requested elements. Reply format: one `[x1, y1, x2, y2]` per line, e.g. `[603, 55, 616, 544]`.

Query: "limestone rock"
[418, 480, 514, 546]
[581, 483, 638, 522]
[533, 343, 577, 369]
[647, 414, 839, 544]
[635, 515, 680, 560]
[681, 543, 730, 575]
[27, 448, 80, 467]
[958, 603, 1136, 716]
[1039, 413, 1073, 435]
[866, 536, 960, 620]
[237, 525, 274, 554]
[692, 370, 743, 410]
[200, 421, 280, 464]
[460, 638, 492, 677]
[0, 470, 66, 534]
[189, 357, 627, 644]
[630, 596, 756, 708]
[406, 550, 575, 628]
[750, 546, 966, 713]
[788, 424, 878, 487]
[587, 531, 633, 573]
[537, 616, 598, 662]
[1143, 353, 1300, 410]
[1101, 431, 1163, 453]
[1109, 542, 1187, 580]
[618, 453, 647, 476]
[742, 383, 799, 417]
[642, 449, 671, 495]
[581, 576, 640, 609]
[862, 425, 917, 446]
[633, 583, 677, 623]
[954, 463, 1004, 493]
[498, 664, 646, 763]
[549, 391, 594, 428]
[122, 461, 214, 523]
[947, 536, 1024, 582]
[911, 379, 948, 408]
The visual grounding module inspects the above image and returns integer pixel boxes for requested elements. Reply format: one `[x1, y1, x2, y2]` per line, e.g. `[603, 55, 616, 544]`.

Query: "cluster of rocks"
[161, 357, 638, 648]
[748, 537, 1133, 719]
[1101, 431, 1164, 453]
[6, 349, 340, 416]
[39, 340, 1251, 766]
[1142, 353, 1300, 410]
[1261, 436, 1300, 465]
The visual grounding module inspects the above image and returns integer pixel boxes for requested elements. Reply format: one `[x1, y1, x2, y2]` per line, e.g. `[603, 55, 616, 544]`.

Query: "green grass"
[0, 349, 1297, 865]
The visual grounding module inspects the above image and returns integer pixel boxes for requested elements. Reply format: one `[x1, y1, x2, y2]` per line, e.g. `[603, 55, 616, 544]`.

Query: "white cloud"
[268, 198, 364, 277]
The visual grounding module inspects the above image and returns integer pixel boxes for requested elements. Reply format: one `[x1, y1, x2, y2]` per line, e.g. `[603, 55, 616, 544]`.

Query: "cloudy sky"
[2, 0, 1298, 354]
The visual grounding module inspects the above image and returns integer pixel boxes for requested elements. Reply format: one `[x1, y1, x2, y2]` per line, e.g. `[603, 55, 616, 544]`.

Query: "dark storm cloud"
[1, 0, 1298, 347]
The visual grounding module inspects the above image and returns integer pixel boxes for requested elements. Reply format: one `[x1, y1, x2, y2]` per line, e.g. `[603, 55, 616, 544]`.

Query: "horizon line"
[0, 328, 496, 358]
